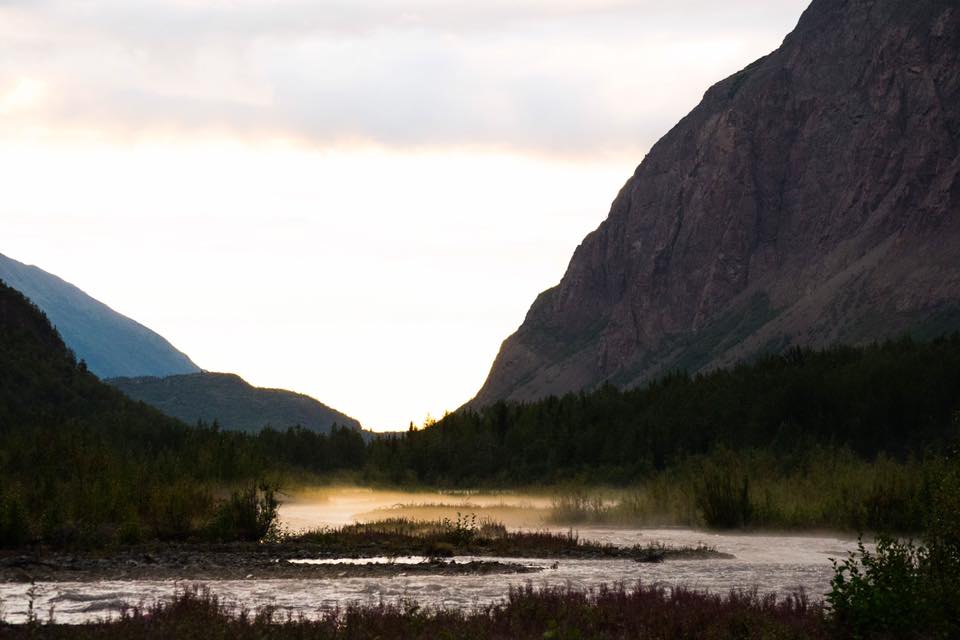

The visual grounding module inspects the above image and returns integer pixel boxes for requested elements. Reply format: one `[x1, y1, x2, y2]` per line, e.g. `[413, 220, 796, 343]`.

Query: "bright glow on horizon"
[2, 139, 631, 428]
[0, 0, 811, 429]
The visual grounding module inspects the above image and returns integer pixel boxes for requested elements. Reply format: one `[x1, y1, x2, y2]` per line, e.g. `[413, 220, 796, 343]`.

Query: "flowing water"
[0, 489, 866, 624]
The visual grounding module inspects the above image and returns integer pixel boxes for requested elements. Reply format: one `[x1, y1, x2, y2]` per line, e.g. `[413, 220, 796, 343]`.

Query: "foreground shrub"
[827, 459, 960, 639]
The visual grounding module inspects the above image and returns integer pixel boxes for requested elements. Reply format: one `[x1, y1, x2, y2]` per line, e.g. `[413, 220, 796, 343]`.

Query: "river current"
[0, 526, 864, 624]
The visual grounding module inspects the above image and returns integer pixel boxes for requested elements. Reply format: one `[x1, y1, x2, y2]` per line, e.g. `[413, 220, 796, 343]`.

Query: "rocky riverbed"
[0, 548, 538, 583]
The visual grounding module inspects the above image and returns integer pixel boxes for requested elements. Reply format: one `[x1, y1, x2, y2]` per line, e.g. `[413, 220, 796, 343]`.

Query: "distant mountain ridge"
[0, 254, 360, 434]
[109, 372, 362, 434]
[471, 0, 960, 407]
[0, 277, 186, 432]
[0, 253, 200, 379]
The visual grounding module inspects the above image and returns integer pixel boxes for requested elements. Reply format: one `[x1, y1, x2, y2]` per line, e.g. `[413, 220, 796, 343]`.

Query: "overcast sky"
[1, 0, 810, 429]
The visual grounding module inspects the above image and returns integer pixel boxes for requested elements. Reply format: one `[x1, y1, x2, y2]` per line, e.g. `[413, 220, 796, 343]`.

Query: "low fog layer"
[278, 486, 555, 530]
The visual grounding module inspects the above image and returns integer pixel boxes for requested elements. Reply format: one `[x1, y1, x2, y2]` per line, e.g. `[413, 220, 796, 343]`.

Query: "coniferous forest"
[3, 272, 960, 637]
[3, 277, 960, 545]
[3, 275, 960, 640]
[5, 0, 960, 635]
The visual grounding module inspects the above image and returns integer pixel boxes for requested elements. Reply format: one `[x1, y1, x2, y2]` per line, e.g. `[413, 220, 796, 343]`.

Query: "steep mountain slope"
[472, 0, 960, 406]
[0, 278, 188, 433]
[109, 373, 362, 433]
[0, 278, 303, 545]
[0, 253, 200, 379]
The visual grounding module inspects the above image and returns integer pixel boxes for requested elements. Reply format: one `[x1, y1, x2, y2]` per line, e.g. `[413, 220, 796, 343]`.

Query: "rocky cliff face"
[472, 0, 960, 407]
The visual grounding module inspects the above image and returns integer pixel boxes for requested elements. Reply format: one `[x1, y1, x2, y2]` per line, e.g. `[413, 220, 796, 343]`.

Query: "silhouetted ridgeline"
[367, 337, 960, 485]
[3, 285, 958, 637]
[3, 273, 959, 541]
[0, 252, 200, 378]
[0, 279, 364, 547]
[473, 0, 960, 406]
[108, 372, 362, 434]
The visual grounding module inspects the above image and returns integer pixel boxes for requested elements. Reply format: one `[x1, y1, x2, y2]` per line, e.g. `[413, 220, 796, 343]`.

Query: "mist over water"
[0, 487, 867, 624]
[278, 486, 555, 530]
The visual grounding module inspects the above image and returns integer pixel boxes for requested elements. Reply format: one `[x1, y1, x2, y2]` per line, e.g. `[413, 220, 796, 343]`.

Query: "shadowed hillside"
[0, 278, 364, 546]
[0, 252, 200, 379]
[109, 372, 362, 433]
[472, 0, 960, 407]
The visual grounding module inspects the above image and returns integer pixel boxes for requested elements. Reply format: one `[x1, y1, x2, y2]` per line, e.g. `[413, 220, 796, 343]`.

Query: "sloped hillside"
[0, 252, 200, 379]
[473, 0, 960, 406]
[110, 372, 362, 433]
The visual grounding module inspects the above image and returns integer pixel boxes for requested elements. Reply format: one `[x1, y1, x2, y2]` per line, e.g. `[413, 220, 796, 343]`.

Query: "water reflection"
[0, 488, 867, 624]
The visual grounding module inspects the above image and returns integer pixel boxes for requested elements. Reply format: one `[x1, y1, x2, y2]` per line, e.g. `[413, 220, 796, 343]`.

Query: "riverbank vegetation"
[0, 281, 336, 549]
[826, 455, 960, 639]
[0, 516, 721, 583]
[544, 446, 952, 531]
[364, 336, 960, 486]
[3, 490, 958, 638]
[3, 277, 960, 549]
[256, 336, 960, 534]
[288, 515, 722, 561]
[0, 583, 829, 639]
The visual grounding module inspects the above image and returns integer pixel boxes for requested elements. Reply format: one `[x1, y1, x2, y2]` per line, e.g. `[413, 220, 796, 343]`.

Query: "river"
[0, 489, 865, 624]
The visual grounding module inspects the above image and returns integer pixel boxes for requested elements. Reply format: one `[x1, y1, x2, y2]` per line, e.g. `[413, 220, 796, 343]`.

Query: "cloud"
[0, 0, 810, 155]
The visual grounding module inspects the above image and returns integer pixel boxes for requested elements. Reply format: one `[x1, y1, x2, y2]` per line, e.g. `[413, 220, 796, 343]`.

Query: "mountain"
[0, 278, 310, 545]
[0, 277, 188, 433]
[108, 372, 362, 433]
[472, 0, 960, 407]
[0, 253, 200, 379]
[0, 255, 360, 435]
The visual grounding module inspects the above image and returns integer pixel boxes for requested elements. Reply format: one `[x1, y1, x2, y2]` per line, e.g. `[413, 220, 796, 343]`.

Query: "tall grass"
[288, 515, 706, 559]
[0, 583, 829, 639]
[547, 447, 948, 532]
[0, 480, 281, 548]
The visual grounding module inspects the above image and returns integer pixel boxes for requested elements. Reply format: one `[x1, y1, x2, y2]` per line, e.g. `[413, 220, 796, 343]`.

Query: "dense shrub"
[4, 272, 960, 545]
[827, 457, 960, 639]
[695, 472, 754, 529]
[207, 484, 279, 542]
[828, 536, 960, 639]
[0, 491, 30, 547]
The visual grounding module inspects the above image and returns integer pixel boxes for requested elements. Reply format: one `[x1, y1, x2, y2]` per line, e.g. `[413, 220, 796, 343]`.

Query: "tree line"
[3, 276, 960, 545]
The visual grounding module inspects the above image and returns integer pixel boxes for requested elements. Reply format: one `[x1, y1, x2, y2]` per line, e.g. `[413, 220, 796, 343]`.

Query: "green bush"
[827, 459, 960, 639]
[443, 512, 479, 545]
[828, 537, 928, 637]
[117, 518, 143, 545]
[39, 500, 78, 547]
[207, 483, 279, 542]
[695, 474, 754, 528]
[145, 481, 214, 541]
[693, 452, 756, 528]
[0, 491, 31, 547]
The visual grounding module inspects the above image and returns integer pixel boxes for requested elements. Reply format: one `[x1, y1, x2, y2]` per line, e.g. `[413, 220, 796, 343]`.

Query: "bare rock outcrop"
[472, 0, 960, 406]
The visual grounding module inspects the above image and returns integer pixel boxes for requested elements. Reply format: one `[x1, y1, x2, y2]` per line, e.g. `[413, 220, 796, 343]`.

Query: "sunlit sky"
[1, 0, 810, 430]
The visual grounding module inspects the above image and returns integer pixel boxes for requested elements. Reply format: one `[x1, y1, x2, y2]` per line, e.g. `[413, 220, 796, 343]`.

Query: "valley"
[1, 0, 959, 637]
